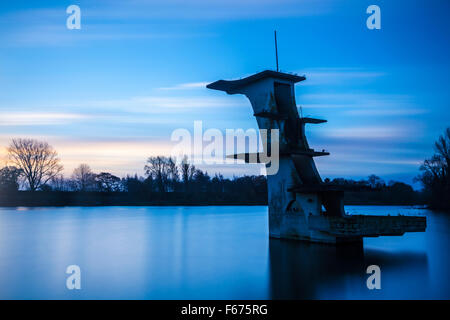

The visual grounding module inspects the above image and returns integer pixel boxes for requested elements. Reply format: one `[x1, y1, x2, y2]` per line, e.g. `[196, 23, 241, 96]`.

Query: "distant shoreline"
[0, 191, 426, 208]
[0, 191, 266, 207]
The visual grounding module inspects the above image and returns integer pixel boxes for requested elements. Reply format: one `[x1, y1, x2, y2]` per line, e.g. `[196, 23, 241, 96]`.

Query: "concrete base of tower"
[268, 211, 362, 244]
[269, 232, 363, 245]
[268, 210, 426, 245]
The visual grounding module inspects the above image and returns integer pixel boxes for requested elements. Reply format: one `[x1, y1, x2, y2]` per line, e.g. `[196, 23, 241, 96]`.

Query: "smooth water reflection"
[0, 206, 448, 299]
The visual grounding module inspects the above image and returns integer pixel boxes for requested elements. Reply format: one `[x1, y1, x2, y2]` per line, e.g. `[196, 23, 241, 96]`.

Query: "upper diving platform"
[207, 70, 305, 94]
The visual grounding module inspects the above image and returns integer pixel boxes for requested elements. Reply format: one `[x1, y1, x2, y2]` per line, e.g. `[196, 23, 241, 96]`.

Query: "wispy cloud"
[0, 0, 334, 47]
[52, 95, 247, 112]
[157, 82, 209, 91]
[3, 94, 247, 118]
[0, 112, 88, 126]
[321, 126, 412, 140]
[299, 92, 425, 117]
[83, 0, 336, 21]
[343, 108, 426, 116]
[1, 24, 215, 47]
[300, 68, 386, 86]
[302, 93, 412, 104]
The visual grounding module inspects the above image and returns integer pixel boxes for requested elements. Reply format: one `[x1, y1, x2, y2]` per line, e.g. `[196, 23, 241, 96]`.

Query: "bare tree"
[418, 128, 450, 186]
[167, 157, 179, 191]
[144, 156, 178, 192]
[72, 164, 96, 191]
[180, 155, 195, 191]
[434, 127, 450, 180]
[7, 138, 63, 191]
[416, 127, 450, 209]
[50, 174, 73, 191]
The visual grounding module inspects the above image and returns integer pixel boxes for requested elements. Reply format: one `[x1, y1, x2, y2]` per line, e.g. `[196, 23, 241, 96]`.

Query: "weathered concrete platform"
[309, 215, 426, 237]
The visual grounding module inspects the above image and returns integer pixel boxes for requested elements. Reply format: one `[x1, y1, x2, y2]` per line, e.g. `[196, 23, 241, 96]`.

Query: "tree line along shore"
[0, 128, 448, 210]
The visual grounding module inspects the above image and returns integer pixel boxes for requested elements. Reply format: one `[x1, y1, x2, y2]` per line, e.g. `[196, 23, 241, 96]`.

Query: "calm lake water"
[0, 205, 448, 300]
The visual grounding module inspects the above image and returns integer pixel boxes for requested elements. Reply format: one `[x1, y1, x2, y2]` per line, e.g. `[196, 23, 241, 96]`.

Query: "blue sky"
[0, 0, 449, 186]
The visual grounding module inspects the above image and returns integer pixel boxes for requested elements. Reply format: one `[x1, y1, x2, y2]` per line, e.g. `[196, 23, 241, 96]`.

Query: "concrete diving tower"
[207, 70, 426, 244]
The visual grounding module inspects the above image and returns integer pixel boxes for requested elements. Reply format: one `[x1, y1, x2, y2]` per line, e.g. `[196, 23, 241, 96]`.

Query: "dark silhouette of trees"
[211, 173, 225, 194]
[180, 156, 196, 192]
[72, 164, 96, 191]
[7, 138, 63, 191]
[0, 137, 432, 207]
[0, 166, 23, 192]
[49, 175, 72, 191]
[192, 169, 211, 192]
[167, 158, 179, 191]
[388, 181, 415, 200]
[95, 172, 121, 192]
[323, 175, 421, 205]
[140, 156, 268, 202]
[416, 127, 450, 210]
[328, 177, 369, 187]
[367, 174, 385, 188]
[144, 156, 177, 192]
[122, 174, 152, 194]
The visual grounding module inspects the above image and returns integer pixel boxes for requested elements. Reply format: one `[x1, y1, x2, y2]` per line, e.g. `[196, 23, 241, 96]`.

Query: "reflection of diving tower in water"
[207, 70, 426, 244]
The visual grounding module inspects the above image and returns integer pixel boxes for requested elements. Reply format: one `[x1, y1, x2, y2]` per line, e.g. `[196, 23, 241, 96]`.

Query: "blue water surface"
[0, 206, 448, 299]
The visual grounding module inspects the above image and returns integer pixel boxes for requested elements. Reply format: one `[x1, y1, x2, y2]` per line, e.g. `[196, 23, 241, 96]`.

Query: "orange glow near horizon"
[0, 138, 175, 177]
